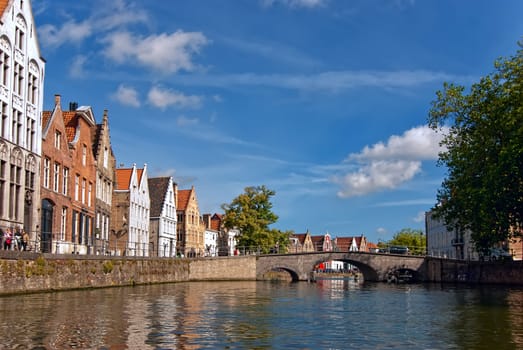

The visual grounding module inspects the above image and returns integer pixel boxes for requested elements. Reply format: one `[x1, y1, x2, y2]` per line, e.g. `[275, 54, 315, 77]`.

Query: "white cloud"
[348, 125, 446, 161]
[103, 31, 208, 74]
[39, 21, 93, 48]
[333, 126, 446, 198]
[147, 86, 203, 110]
[376, 227, 388, 236]
[38, 0, 147, 49]
[334, 160, 422, 197]
[113, 85, 141, 108]
[261, 0, 327, 8]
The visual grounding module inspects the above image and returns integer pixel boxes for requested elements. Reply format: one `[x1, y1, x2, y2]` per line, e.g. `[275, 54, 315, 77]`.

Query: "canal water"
[0, 280, 522, 349]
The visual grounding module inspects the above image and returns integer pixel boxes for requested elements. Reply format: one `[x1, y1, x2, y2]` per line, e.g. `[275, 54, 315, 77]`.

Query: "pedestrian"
[21, 230, 29, 251]
[3, 228, 12, 250]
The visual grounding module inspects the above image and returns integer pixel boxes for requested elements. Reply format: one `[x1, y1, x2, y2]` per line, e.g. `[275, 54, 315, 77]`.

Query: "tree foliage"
[382, 228, 426, 255]
[428, 43, 523, 255]
[221, 186, 291, 253]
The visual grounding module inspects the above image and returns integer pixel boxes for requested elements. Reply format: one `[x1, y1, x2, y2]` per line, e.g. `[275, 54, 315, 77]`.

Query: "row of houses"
[0, 0, 243, 258]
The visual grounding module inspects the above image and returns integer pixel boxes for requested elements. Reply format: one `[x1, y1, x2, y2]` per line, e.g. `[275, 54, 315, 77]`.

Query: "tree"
[382, 228, 426, 255]
[221, 186, 291, 253]
[428, 43, 523, 255]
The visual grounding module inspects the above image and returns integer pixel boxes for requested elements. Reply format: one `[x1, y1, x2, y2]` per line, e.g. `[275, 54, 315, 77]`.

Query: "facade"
[64, 105, 97, 254]
[148, 176, 176, 257]
[425, 209, 478, 260]
[176, 186, 204, 257]
[0, 0, 45, 243]
[202, 213, 218, 257]
[290, 231, 314, 253]
[92, 110, 115, 255]
[111, 164, 150, 256]
[40, 95, 72, 253]
[311, 233, 333, 252]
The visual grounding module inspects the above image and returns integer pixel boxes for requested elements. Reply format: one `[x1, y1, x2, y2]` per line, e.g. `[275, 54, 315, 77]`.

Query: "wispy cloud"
[333, 125, 446, 198]
[147, 86, 203, 110]
[112, 84, 141, 108]
[176, 70, 468, 92]
[261, 0, 328, 9]
[38, 0, 148, 49]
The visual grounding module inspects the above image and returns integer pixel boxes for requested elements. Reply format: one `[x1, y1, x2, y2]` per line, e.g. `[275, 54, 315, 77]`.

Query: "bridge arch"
[256, 252, 427, 282]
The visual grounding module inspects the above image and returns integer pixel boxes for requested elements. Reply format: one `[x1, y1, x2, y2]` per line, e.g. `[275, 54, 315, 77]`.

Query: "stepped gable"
[148, 177, 171, 217]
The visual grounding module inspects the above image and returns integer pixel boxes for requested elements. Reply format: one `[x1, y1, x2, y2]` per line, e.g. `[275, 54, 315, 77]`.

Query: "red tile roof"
[335, 237, 354, 252]
[115, 168, 133, 190]
[177, 189, 192, 211]
[210, 216, 221, 231]
[0, 1, 9, 17]
[63, 111, 78, 142]
[42, 111, 51, 131]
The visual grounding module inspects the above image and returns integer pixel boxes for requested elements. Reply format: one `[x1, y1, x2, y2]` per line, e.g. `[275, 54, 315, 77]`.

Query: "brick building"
[40, 95, 73, 253]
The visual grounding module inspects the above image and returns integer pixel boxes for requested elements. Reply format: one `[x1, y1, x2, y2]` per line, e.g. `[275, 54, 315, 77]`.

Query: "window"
[54, 131, 61, 150]
[81, 178, 86, 204]
[43, 158, 50, 188]
[25, 169, 34, 190]
[104, 147, 108, 168]
[74, 174, 80, 201]
[0, 50, 9, 86]
[53, 162, 60, 192]
[25, 117, 35, 151]
[0, 102, 7, 138]
[15, 26, 24, 50]
[27, 72, 37, 104]
[82, 144, 87, 166]
[0, 159, 6, 216]
[9, 160, 21, 220]
[60, 207, 67, 241]
[13, 63, 23, 96]
[62, 167, 69, 195]
[88, 182, 92, 207]
[11, 109, 22, 144]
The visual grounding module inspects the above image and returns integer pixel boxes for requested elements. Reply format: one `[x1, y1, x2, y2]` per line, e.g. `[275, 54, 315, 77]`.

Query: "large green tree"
[381, 228, 426, 255]
[221, 186, 291, 253]
[428, 43, 523, 255]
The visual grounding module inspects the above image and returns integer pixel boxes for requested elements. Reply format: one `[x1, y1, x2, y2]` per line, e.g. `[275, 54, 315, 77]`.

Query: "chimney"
[69, 102, 78, 111]
[54, 94, 61, 107]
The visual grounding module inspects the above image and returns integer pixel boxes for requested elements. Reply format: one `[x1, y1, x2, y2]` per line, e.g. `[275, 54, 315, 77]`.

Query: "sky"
[32, 0, 523, 243]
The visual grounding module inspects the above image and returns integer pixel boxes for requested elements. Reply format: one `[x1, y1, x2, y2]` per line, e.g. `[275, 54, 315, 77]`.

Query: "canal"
[0, 280, 522, 349]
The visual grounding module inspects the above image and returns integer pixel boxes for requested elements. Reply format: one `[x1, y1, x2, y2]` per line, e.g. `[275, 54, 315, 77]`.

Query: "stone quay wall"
[0, 251, 256, 296]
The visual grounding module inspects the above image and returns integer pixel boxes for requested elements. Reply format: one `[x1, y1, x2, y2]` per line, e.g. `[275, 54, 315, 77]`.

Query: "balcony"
[451, 238, 464, 246]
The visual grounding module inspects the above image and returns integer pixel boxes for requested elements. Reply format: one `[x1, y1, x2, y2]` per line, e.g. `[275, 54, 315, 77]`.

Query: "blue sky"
[33, 0, 523, 243]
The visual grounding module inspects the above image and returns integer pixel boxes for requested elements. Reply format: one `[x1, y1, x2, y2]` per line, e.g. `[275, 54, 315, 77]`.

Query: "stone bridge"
[256, 251, 428, 282]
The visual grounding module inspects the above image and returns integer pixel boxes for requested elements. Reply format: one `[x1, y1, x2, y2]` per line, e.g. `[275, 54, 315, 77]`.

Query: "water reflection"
[0, 282, 523, 349]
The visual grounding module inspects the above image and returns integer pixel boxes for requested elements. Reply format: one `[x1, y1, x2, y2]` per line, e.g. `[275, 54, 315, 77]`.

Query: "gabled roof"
[177, 189, 192, 211]
[148, 177, 171, 217]
[335, 237, 354, 252]
[115, 168, 133, 191]
[293, 233, 309, 245]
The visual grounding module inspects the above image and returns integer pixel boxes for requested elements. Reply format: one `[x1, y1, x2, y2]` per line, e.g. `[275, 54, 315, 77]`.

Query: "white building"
[0, 0, 45, 239]
[425, 210, 478, 260]
[148, 176, 177, 257]
[112, 164, 150, 256]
